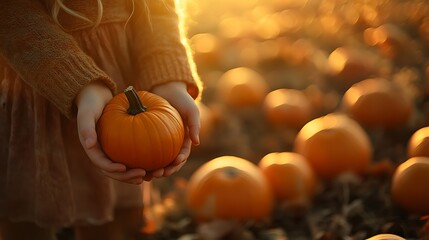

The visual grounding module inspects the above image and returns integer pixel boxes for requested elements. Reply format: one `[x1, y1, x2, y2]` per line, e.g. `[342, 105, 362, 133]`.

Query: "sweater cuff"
[36, 54, 117, 118]
[137, 52, 201, 100]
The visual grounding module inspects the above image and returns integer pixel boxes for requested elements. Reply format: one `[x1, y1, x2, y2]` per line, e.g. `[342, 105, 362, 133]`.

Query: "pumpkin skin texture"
[367, 234, 406, 240]
[186, 156, 273, 222]
[258, 152, 316, 203]
[97, 86, 184, 171]
[263, 89, 312, 128]
[342, 78, 412, 129]
[407, 127, 429, 158]
[294, 114, 372, 179]
[391, 157, 429, 214]
[217, 67, 268, 107]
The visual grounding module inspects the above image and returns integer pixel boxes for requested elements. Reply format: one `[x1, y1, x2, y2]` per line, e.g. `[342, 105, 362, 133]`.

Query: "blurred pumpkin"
[186, 156, 273, 221]
[419, 17, 429, 45]
[367, 233, 406, 240]
[408, 126, 429, 158]
[342, 78, 412, 129]
[328, 47, 376, 86]
[216, 67, 269, 107]
[258, 152, 316, 204]
[391, 157, 429, 214]
[364, 24, 422, 64]
[294, 113, 372, 179]
[97, 86, 184, 170]
[190, 33, 222, 66]
[263, 88, 313, 128]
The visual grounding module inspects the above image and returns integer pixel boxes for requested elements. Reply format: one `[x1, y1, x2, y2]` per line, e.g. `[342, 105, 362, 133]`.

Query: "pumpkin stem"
[124, 86, 147, 115]
[223, 167, 239, 178]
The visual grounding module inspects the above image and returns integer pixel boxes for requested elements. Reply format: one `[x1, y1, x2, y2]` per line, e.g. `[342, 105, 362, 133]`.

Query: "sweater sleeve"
[129, 0, 202, 99]
[0, 0, 117, 118]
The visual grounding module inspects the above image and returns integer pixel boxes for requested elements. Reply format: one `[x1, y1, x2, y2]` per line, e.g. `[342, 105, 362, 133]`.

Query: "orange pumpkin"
[328, 47, 376, 86]
[367, 234, 406, 240]
[407, 127, 429, 158]
[342, 78, 412, 129]
[258, 152, 316, 203]
[216, 67, 268, 107]
[186, 156, 273, 221]
[294, 113, 372, 179]
[391, 157, 429, 214]
[364, 24, 421, 64]
[97, 86, 184, 171]
[263, 89, 313, 128]
[190, 33, 221, 66]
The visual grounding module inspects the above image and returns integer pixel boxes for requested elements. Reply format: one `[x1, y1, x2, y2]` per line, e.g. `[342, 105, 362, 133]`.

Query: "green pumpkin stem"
[124, 86, 147, 115]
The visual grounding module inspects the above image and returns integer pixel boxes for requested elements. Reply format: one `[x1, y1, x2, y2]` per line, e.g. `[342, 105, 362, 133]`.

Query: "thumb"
[187, 113, 200, 146]
[77, 109, 98, 149]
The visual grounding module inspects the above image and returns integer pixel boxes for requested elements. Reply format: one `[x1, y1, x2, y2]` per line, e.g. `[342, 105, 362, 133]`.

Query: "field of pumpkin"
[80, 0, 429, 239]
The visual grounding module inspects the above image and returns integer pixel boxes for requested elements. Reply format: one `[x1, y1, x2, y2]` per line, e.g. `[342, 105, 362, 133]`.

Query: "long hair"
[50, 0, 202, 94]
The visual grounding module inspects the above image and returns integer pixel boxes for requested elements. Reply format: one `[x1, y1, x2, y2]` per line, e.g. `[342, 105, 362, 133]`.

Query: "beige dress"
[0, 0, 200, 228]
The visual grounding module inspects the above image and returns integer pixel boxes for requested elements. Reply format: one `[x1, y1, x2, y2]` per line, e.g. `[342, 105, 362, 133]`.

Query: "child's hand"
[75, 83, 146, 184]
[148, 82, 200, 180]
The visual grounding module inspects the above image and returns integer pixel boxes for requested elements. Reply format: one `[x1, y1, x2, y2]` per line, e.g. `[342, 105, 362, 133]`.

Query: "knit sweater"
[0, 0, 201, 118]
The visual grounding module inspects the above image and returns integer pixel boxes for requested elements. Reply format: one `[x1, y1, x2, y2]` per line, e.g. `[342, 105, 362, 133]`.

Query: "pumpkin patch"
[73, 0, 429, 239]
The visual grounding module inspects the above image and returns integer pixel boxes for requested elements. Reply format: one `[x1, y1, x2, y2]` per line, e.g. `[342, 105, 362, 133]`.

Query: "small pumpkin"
[367, 233, 406, 240]
[263, 89, 313, 128]
[190, 33, 221, 66]
[97, 86, 184, 171]
[186, 156, 273, 221]
[216, 67, 268, 107]
[364, 24, 420, 64]
[391, 157, 429, 214]
[258, 152, 316, 203]
[407, 126, 429, 158]
[342, 78, 412, 129]
[328, 47, 376, 86]
[294, 113, 372, 179]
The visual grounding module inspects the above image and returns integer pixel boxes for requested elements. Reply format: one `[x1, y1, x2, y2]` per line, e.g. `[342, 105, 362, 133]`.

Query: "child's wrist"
[75, 81, 113, 107]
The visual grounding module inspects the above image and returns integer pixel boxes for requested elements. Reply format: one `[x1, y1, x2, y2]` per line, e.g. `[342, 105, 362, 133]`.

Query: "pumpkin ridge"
[130, 116, 138, 166]
[136, 113, 159, 169]
[148, 111, 174, 163]
[154, 106, 184, 159]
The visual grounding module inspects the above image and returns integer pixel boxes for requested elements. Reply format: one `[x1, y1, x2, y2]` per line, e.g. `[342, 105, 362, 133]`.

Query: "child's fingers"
[103, 169, 146, 184]
[151, 169, 164, 178]
[164, 161, 186, 176]
[77, 108, 98, 148]
[85, 146, 126, 172]
[77, 105, 126, 173]
[174, 137, 192, 165]
[187, 109, 201, 146]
